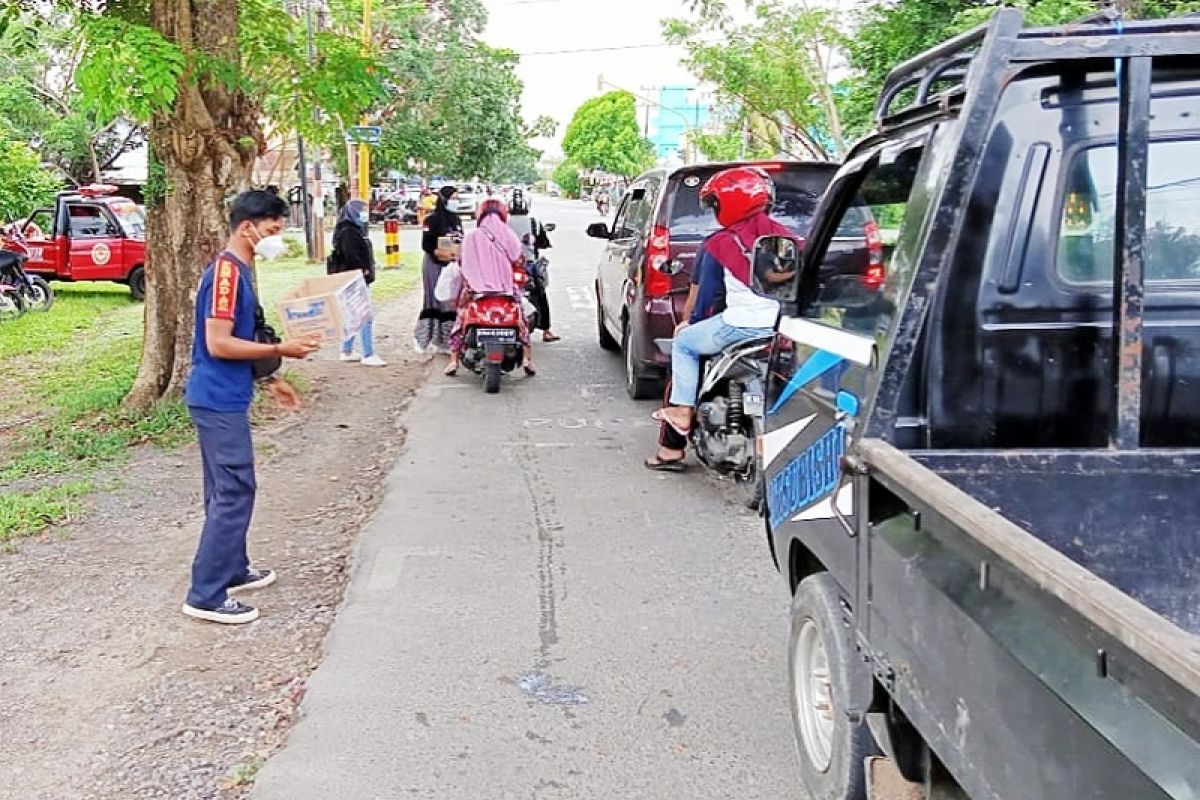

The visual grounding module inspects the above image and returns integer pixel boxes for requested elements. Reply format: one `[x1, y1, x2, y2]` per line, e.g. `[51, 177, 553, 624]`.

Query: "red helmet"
[476, 198, 509, 222]
[699, 166, 774, 228]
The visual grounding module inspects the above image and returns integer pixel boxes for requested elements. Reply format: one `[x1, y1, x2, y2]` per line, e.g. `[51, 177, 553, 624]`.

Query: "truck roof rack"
[875, 8, 1200, 126]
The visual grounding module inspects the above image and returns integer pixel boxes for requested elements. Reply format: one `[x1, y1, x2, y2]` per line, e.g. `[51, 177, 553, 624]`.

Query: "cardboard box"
[277, 271, 373, 342]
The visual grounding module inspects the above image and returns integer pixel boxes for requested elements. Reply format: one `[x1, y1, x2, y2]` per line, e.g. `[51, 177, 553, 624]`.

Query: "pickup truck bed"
[913, 451, 1200, 636]
[859, 439, 1200, 799]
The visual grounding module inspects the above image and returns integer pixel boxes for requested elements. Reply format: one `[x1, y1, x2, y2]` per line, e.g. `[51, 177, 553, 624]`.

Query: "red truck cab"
[20, 184, 148, 299]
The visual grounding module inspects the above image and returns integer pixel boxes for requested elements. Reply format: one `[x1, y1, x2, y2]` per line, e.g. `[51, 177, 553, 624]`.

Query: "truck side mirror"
[752, 235, 801, 302]
[586, 222, 610, 240]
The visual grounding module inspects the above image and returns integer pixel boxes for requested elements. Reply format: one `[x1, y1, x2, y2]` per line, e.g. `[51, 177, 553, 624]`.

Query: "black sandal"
[523, 364, 537, 377]
[644, 454, 687, 472]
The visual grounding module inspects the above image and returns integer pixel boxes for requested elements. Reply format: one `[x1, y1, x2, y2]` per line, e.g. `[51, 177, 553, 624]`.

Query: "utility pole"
[356, 0, 372, 202]
[296, 133, 314, 259]
[305, 0, 325, 262]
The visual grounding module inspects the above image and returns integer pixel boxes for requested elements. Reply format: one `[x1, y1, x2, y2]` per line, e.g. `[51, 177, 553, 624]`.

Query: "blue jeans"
[343, 318, 375, 358]
[187, 408, 256, 609]
[668, 315, 773, 407]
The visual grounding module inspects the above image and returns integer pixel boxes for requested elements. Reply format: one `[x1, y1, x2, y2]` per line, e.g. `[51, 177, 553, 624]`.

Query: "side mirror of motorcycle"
[544, 223, 557, 233]
[586, 222, 610, 240]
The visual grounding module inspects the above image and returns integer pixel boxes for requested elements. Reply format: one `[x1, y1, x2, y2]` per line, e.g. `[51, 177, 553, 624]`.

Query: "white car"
[453, 184, 480, 217]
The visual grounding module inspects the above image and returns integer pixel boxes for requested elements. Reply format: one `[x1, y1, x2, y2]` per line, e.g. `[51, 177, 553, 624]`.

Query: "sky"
[481, 0, 703, 158]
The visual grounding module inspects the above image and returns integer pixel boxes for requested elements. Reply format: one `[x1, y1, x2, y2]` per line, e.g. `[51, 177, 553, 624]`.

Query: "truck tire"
[789, 572, 878, 800]
[128, 266, 146, 301]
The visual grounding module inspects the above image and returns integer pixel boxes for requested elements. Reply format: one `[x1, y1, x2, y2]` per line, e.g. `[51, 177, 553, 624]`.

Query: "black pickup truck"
[759, 10, 1200, 799]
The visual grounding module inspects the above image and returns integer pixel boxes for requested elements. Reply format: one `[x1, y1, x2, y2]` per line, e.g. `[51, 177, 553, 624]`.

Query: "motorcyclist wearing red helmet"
[647, 165, 800, 470]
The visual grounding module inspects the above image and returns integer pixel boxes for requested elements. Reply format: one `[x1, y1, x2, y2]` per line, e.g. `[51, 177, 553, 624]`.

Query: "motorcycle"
[458, 219, 557, 394]
[458, 271, 535, 394]
[510, 188, 530, 216]
[1, 224, 54, 312]
[654, 233, 803, 509]
[656, 334, 772, 508]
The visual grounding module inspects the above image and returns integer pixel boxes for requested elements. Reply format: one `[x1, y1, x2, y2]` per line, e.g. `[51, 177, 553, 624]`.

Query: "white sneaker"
[361, 355, 388, 367]
[340, 352, 361, 362]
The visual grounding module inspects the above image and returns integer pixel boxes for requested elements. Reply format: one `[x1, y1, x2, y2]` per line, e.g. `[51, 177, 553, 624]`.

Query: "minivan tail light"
[644, 224, 673, 297]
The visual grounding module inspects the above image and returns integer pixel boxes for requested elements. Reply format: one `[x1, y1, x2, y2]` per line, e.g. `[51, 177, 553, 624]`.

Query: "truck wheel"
[597, 288, 620, 352]
[623, 325, 660, 400]
[790, 572, 878, 800]
[484, 362, 502, 394]
[128, 266, 146, 301]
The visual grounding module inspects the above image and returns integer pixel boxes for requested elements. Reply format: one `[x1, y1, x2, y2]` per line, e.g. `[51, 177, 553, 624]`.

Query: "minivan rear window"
[667, 167, 833, 239]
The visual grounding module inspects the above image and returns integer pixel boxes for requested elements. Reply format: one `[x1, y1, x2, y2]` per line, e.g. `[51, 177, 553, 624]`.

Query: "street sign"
[348, 126, 382, 145]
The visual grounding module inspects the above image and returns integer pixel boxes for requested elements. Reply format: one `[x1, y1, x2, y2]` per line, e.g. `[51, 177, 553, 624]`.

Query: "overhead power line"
[516, 42, 681, 56]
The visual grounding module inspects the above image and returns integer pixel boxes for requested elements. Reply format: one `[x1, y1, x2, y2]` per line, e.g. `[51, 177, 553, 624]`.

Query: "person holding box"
[414, 185, 463, 354]
[181, 190, 320, 625]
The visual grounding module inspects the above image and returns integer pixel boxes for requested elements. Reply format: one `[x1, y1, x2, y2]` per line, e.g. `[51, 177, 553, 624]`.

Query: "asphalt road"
[252, 197, 802, 799]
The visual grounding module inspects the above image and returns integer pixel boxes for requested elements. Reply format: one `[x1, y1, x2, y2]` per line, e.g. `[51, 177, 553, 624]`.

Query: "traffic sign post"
[348, 126, 382, 146]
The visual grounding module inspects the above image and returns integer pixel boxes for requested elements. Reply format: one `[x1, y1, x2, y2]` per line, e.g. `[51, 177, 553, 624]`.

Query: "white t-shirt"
[721, 271, 779, 330]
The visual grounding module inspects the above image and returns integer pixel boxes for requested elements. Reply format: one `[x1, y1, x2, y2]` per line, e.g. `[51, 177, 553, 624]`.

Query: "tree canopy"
[560, 91, 654, 178]
[664, 0, 848, 160]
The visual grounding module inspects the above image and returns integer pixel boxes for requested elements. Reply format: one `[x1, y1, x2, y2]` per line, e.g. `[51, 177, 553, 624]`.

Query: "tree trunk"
[124, 0, 260, 413]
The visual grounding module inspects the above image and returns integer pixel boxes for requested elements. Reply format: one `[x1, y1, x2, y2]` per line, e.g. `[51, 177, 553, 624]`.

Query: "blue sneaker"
[227, 568, 277, 595]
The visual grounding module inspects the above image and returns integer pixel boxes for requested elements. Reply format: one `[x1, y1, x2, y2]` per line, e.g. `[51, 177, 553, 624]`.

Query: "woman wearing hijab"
[329, 199, 385, 366]
[415, 185, 464, 354]
[444, 199, 535, 377]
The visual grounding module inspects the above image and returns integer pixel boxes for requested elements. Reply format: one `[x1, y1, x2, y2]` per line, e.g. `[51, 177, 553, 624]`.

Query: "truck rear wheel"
[128, 266, 146, 301]
[789, 572, 878, 800]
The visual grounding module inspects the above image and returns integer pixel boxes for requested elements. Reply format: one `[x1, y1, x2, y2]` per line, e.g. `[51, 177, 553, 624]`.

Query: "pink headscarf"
[460, 214, 521, 295]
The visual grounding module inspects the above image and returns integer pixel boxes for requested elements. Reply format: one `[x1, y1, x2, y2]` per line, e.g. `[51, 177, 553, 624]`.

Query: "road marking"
[365, 547, 440, 593]
[566, 286, 592, 311]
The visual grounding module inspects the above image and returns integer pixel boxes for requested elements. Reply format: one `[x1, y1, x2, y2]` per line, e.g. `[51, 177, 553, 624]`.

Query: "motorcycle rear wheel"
[484, 362, 502, 394]
[23, 276, 53, 311]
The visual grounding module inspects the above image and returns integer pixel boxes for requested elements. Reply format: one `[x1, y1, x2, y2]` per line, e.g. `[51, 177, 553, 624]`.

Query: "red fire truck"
[19, 185, 148, 299]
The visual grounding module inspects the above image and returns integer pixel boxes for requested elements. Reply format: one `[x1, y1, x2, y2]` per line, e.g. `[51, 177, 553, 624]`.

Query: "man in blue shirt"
[182, 191, 320, 625]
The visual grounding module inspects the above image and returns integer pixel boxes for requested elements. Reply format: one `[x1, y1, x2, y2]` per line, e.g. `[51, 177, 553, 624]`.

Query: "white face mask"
[251, 229, 287, 261]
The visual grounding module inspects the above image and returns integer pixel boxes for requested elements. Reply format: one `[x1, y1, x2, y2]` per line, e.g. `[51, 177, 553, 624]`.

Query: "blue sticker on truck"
[767, 423, 846, 528]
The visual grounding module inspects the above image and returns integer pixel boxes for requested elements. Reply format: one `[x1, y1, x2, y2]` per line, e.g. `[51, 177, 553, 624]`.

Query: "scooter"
[458, 268, 536, 394]
[656, 335, 772, 509]
[1, 225, 53, 312]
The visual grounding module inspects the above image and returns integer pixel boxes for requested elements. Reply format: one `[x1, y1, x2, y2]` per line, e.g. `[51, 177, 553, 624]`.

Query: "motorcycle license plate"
[743, 394, 765, 415]
[476, 327, 518, 344]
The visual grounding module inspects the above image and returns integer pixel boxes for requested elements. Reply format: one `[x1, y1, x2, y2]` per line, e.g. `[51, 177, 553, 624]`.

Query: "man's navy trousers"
[187, 407, 255, 609]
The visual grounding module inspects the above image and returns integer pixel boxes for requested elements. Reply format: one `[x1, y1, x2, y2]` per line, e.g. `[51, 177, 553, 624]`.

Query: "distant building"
[650, 86, 713, 162]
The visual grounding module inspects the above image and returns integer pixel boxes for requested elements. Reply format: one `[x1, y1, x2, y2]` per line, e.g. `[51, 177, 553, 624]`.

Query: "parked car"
[453, 184, 481, 217]
[761, 10, 1200, 800]
[588, 161, 847, 399]
[18, 184, 148, 299]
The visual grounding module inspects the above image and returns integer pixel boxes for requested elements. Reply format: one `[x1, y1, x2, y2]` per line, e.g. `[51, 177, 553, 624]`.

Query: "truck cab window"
[797, 147, 925, 341]
[1058, 138, 1200, 285]
[69, 206, 118, 238]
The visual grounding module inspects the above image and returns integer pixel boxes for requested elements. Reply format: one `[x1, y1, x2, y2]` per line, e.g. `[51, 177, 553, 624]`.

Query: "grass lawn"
[0, 250, 420, 543]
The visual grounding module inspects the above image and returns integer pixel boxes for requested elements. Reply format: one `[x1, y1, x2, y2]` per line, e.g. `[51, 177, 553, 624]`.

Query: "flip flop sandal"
[651, 408, 691, 438]
[524, 364, 537, 377]
[644, 454, 687, 472]
[443, 364, 458, 377]
[542, 334, 562, 343]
